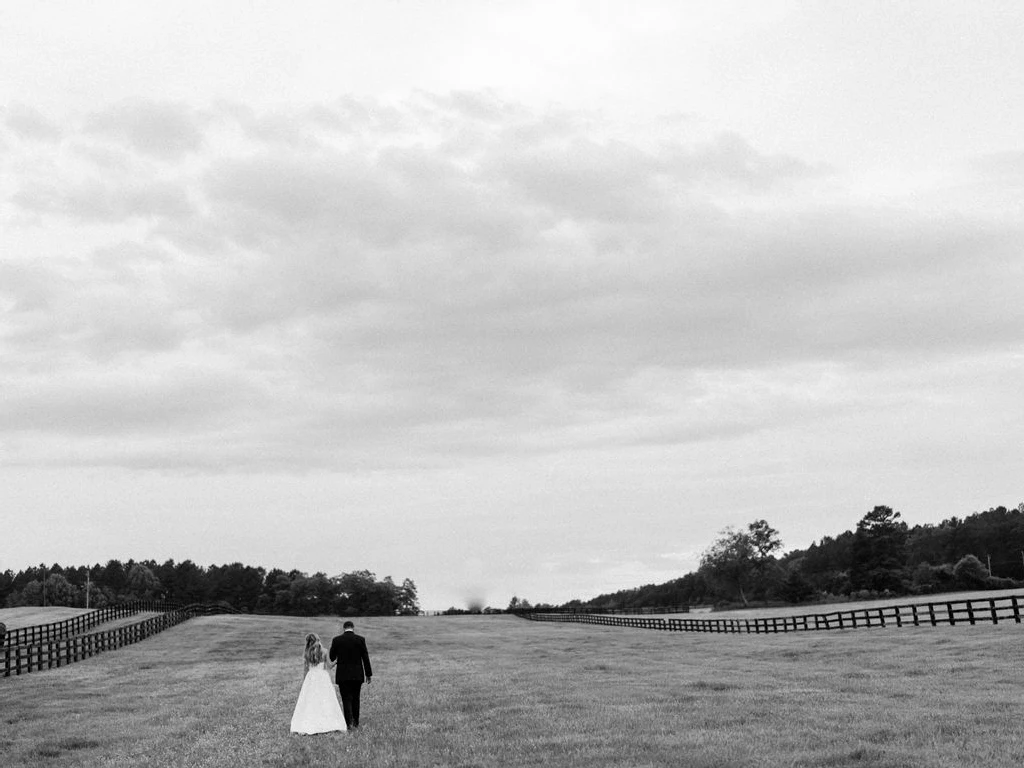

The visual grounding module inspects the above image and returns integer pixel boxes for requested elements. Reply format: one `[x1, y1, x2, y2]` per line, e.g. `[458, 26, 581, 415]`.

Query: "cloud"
[14, 177, 195, 223]
[2, 94, 1022, 473]
[83, 98, 205, 160]
[3, 103, 62, 141]
[663, 131, 828, 190]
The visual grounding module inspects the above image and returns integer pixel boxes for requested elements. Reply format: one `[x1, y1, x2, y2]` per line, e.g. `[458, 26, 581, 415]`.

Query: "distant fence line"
[515, 604, 691, 616]
[0, 601, 240, 648]
[1, 601, 182, 647]
[1, 602, 240, 678]
[429, 605, 692, 617]
[518, 594, 1024, 634]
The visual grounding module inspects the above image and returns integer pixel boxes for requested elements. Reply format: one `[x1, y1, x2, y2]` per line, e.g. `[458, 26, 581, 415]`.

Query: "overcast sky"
[2, 1, 1022, 610]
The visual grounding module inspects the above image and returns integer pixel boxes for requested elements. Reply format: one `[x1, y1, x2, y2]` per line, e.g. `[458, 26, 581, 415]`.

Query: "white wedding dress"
[290, 660, 347, 734]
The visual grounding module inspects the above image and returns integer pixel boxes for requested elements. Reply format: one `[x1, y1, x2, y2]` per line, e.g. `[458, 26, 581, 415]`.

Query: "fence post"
[1013, 596, 1021, 624]
[947, 602, 955, 626]
[990, 599, 998, 625]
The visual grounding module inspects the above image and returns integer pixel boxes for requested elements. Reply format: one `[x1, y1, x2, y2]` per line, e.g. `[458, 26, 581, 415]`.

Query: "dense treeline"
[0, 559, 419, 616]
[564, 502, 1024, 612]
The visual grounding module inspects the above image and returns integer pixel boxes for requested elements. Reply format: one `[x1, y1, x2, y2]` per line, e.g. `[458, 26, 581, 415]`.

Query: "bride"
[290, 633, 347, 734]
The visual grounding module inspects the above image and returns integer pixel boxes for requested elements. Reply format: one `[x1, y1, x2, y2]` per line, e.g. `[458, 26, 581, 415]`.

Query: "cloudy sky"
[2, 1, 1022, 610]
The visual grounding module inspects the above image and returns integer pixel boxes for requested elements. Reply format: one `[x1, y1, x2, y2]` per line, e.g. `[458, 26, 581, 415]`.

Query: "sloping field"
[2, 612, 1023, 767]
[0, 606, 165, 637]
[0, 607, 92, 630]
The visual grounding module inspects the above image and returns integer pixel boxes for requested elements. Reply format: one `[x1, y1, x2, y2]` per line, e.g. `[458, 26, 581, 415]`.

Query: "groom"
[329, 620, 373, 729]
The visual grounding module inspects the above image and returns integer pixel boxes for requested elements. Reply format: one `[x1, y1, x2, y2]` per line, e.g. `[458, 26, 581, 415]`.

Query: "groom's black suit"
[329, 628, 372, 728]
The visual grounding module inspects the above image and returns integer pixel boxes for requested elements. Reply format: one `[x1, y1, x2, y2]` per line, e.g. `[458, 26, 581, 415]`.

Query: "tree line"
[557, 502, 1024, 613]
[0, 559, 419, 616]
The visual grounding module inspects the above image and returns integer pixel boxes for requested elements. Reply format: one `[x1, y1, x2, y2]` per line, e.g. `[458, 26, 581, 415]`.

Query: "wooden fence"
[515, 604, 690, 616]
[519, 593, 1024, 634]
[1, 601, 184, 647]
[1, 603, 239, 678]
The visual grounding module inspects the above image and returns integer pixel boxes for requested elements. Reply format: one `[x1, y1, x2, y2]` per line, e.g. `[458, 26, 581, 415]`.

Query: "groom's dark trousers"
[337, 680, 363, 728]
[329, 629, 373, 728]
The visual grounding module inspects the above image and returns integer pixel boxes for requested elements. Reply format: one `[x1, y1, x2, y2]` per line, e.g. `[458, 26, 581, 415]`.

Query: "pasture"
[0, 607, 91, 630]
[662, 587, 1024, 621]
[2, 611, 1023, 767]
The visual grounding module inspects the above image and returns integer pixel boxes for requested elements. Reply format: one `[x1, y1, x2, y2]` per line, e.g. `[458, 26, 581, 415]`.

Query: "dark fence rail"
[515, 604, 691, 615]
[1, 601, 186, 647]
[518, 594, 1024, 634]
[1, 602, 240, 678]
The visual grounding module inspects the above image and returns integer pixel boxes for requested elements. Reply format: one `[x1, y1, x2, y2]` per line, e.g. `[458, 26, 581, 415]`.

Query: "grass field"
[0, 607, 166, 637]
[0, 607, 92, 630]
[3, 611, 1024, 767]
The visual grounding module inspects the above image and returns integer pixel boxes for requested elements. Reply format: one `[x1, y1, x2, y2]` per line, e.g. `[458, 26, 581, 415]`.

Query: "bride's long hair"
[303, 633, 324, 666]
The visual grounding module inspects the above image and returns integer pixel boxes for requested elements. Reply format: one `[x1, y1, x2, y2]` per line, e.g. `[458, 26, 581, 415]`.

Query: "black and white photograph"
[2, 2, 1023, 766]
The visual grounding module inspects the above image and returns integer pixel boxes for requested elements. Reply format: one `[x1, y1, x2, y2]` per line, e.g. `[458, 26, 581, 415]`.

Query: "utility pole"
[86, 572, 91, 609]
[988, 554, 993, 576]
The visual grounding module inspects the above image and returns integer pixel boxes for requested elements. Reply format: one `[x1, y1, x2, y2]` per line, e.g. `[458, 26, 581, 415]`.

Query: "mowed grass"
[3, 613, 1024, 767]
[0, 607, 92, 629]
[0, 607, 165, 635]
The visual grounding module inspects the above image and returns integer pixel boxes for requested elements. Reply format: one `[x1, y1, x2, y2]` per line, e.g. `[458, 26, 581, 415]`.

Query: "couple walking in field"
[290, 620, 373, 735]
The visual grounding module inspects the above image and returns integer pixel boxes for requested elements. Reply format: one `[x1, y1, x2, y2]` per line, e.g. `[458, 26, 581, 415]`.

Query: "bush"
[953, 555, 989, 588]
[912, 562, 956, 592]
[985, 576, 1018, 590]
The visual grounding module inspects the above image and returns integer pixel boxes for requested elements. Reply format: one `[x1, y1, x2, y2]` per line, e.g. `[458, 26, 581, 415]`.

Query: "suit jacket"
[329, 631, 372, 684]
